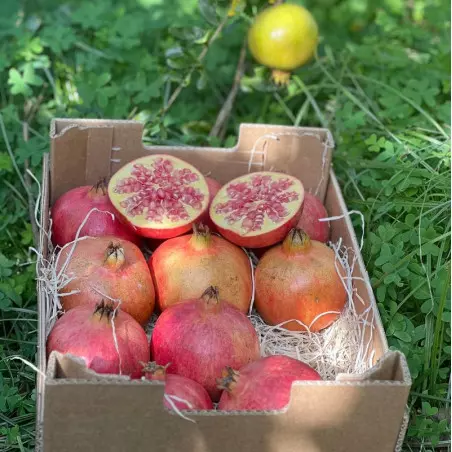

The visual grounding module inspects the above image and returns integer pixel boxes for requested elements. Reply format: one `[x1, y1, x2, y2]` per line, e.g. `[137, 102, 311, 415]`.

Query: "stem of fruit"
[216, 366, 240, 393]
[283, 228, 311, 254]
[104, 243, 126, 270]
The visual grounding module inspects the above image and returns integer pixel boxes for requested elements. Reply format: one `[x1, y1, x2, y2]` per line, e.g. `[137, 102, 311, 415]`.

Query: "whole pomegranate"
[210, 172, 304, 248]
[108, 155, 210, 239]
[198, 177, 222, 231]
[150, 286, 260, 401]
[248, 4, 318, 84]
[296, 192, 330, 243]
[218, 355, 322, 411]
[47, 301, 149, 378]
[57, 236, 155, 325]
[143, 362, 213, 410]
[149, 224, 252, 313]
[255, 228, 346, 332]
[51, 178, 140, 247]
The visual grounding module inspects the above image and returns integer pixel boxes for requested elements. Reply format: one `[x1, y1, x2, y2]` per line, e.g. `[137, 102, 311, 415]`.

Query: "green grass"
[0, 0, 450, 450]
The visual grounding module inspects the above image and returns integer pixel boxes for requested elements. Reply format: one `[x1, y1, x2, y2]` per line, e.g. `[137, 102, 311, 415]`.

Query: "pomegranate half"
[149, 224, 252, 313]
[51, 178, 140, 247]
[57, 236, 155, 325]
[296, 192, 330, 243]
[255, 228, 347, 332]
[218, 355, 322, 411]
[47, 301, 149, 378]
[108, 155, 210, 239]
[150, 286, 260, 401]
[210, 172, 304, 248]
[144, 362, 213, 410]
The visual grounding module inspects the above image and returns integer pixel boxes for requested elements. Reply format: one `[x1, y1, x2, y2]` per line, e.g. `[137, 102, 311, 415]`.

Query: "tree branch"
[209, 38, 247, 140]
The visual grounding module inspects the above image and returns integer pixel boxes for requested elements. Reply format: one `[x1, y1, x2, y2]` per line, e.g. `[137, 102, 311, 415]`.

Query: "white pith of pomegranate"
[210, 172, 304, 248]
[108, 155, 209, 239]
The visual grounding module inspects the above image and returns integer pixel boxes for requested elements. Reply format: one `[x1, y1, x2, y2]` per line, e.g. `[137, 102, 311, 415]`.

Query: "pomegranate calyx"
[142, 361, 170, 381]
[89, 177, 108, 196]
[201, 286, 220, 305]
[217, 366, 240, 393]
[190, 223, 212, 249]
[104, 242, 126, 270]
[271, 69, 291, 86]
[93, 300, 116, 321]
[283, 228, 311, 254]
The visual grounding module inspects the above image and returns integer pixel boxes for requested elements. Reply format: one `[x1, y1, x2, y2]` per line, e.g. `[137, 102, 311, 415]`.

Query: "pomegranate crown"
[93, 300, 117, 320]
[283, 228, 311, 253]
[216, 366, 240, 393]
[142, 361, 170, 376]
[201, 286, 220, 304]
[91, 177, 108, 195]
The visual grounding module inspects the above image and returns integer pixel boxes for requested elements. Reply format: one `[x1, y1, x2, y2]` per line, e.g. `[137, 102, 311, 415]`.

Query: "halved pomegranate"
[210, 172, 304, 248]
[108, 155, 209, 239]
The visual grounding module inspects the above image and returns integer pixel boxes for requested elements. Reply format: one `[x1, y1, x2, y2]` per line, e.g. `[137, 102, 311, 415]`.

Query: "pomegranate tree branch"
[161, 14, 229, 117]
[209, 37, 247, 140]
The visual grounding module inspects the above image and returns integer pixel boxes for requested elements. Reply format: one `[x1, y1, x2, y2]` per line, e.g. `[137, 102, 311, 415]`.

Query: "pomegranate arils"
[109, 155, 209, 239]
[210, 172, 304, 248]
[214, 174, 299, 233]
[113, 158, 204, 225]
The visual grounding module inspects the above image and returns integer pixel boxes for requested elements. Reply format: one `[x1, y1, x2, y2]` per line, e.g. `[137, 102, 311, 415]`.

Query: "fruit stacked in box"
[47, 154, 346, 411]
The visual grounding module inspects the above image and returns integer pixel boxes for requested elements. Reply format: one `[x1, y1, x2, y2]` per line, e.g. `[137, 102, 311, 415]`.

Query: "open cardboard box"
[36, 119, 411, 452]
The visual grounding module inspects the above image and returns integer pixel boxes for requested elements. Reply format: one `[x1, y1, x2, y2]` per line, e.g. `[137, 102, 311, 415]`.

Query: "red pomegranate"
[47, 301, 149, 378]
[51, 178, 140, 247]
[108, 155, 210, 239]
[149, 224, 252, 313]
[255, 228, 347, 332]
[144, 362, 213, 410]
[218, 355, 322, 410]
[210, 172, 304, 248]
[56, 236, 155, 325]
[150, 286, 260, 401]
[296, 192, 330, 242]
[198, 176, 222, 231]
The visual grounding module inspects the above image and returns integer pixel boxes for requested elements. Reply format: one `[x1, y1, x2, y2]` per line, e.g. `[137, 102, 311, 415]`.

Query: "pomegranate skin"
[57, 236, 155, 325]
[255, 229, 346, 332]
[149, 227, 252, 313]
[150, 287, 260, 401]
[47, 303, 149, 378]
[218, 355, 322, 411]
[296, 192, 330, 243]
[51, 183, 140, 247]
[144, 364, 213, 410]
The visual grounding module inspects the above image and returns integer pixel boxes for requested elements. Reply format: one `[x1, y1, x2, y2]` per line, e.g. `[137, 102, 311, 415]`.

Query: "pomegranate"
[255, 228, 347, 332]
[210, 172, 304, 248]
[218, 355, 322, 411]
[108, 155, 210, 239]
[296, 192, 330, 243]
[143, 362, 213, 410]
[47, 301, 149, 378]
[150, 286, 260, 401]
[51, 178, 140, 247]
[57, 236, 155, 325]
[149, 224, 252, 313]
[198, 176, 222, 231]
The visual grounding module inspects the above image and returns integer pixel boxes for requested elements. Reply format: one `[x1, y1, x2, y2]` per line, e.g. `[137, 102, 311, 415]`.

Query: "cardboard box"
[36, 119, 411, 452]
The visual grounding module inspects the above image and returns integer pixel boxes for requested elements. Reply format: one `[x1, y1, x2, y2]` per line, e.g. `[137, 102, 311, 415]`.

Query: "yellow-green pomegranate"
[248, 3, 319, 84]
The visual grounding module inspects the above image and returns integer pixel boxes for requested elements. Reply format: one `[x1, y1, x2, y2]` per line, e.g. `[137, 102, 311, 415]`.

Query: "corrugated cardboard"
[36, 120, 411, 452]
